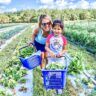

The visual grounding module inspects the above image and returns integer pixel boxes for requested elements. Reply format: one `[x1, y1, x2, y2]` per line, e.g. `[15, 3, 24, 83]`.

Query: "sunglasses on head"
[42, 22, 51, 26]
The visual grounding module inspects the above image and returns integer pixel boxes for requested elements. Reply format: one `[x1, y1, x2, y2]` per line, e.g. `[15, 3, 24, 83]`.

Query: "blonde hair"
[38, 14, 52, 28]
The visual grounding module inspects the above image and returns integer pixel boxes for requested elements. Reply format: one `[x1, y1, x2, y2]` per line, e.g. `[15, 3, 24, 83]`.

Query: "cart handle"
[19, 43, 35, 57]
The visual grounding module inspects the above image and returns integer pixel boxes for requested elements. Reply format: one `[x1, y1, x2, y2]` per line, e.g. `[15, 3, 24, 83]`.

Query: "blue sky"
[0, 0, 96, 13]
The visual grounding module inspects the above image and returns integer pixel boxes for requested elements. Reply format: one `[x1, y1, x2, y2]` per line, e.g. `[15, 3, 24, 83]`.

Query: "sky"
[0, 0, 96, 13]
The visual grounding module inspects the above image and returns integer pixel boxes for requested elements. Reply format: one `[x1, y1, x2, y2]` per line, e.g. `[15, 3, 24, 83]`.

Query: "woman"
[31, 14, 52, 69]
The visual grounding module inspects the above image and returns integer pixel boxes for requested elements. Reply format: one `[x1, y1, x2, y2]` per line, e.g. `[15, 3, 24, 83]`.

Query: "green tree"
[0, 14, 9, 23]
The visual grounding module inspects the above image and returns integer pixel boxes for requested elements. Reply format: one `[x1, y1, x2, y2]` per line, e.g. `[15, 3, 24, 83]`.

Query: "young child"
[45, 19, 67, 68]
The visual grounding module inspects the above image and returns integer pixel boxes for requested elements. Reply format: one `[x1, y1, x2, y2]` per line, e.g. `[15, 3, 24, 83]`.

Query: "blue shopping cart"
[19, 43, 69, 94]
[42, 56, 68, 94]
[19, 43, 42, 70]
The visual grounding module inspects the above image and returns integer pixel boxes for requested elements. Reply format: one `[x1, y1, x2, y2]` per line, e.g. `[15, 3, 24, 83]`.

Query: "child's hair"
[52, 19, 64, 30]
[38, 14, 52, 28]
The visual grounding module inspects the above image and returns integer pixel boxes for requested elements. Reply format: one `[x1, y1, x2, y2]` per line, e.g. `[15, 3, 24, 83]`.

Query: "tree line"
[0, 9, 96, 23]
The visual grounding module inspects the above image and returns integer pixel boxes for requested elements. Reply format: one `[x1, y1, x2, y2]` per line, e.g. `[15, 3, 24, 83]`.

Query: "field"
[65, 20, 96, 54]
[0, 21, 96, 96]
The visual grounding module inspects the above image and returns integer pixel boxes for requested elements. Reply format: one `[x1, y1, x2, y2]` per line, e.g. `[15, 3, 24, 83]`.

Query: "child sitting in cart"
[45, 19, 67, 69]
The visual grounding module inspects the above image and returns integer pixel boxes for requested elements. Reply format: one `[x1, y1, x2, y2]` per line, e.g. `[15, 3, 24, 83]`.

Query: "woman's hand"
[27, 41, 34, 46]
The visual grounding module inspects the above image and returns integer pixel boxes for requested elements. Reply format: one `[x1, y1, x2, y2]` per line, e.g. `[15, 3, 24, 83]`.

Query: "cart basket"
[42, 55, 68, 89]
[19, 45, 42, 70]
[42, 69, 67, 89]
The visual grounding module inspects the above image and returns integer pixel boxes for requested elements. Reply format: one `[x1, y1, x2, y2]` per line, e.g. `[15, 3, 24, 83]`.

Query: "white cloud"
[36, 0, 40, 3]
[39, 5, 48, 9]
[67, 0, 89, 9]
[76, 0, 89, 9]
[0, 7, 17, 13]
[39, 0, 96, 9]
[57, 0, 89, 9]
[90, 2, 96, 9]
[11, 8, 17, 12]
[8, 8, 17, 12]
[40, 0, 54, 4]
[0, 0, 11, 4]
[0, 9, 4, 13]
[0, 6, 6, 9]
[39, 0, 68, 9]
[0, 6, 6, 13]
[68, 2, 77, 9]
[54, 0, 68, 9]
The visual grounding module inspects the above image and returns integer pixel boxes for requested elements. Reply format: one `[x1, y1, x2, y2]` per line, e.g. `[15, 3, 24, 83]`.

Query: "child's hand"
[50, 52, 56, 58]
[56, 53, 63, 58]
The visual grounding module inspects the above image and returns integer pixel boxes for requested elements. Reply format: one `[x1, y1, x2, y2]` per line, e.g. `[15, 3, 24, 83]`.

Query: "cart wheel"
[56, 89, 63, 95]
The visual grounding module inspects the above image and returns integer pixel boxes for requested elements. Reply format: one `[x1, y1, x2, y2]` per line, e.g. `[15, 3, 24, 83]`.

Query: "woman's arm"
[31, 28, 39, 43]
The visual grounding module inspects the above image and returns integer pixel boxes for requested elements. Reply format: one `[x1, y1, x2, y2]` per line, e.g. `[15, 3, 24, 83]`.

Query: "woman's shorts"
[34, 40, 46, 52]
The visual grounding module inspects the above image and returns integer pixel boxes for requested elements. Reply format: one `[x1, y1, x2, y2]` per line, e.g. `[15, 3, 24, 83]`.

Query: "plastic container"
[19, 45, 42, 70]
[42, 68, 67, 89]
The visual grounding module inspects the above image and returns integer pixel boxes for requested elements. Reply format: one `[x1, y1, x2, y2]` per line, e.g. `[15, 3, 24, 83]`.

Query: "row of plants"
[65, 20, 96, 34]
[68, 41, 96, 70]
[0, 24, 33, 91]
[0, 24, 24, 33]
[0, 89, 12, 96]
[0, 26, 33, 66]
[0, 25, 27, 40]
[0, 59, 27, 89]
[0, 23, 16, 29]
[0, 24, 28, 46]
[67, 42, 96, 96]
[65, 21, 96, 54]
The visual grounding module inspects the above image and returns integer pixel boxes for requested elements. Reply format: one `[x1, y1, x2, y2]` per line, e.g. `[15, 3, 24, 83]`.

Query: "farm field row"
[0, 23, 18, 29]
[0, 23, 96, 96]
[0, 24, 28, 47]
[65, 20, 96, 54]
[0, 24, 33, 96]
[0, 23, 26, 33]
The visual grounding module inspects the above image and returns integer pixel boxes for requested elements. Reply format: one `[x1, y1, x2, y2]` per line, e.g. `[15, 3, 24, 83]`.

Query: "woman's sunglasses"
[42, 22, 51, 27]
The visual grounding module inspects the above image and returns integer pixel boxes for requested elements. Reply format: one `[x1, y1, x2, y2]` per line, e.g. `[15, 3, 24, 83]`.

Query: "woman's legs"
[40, 52, 48, 69]
[40, 52, 45, 69]
[34, 40, 47, 69]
